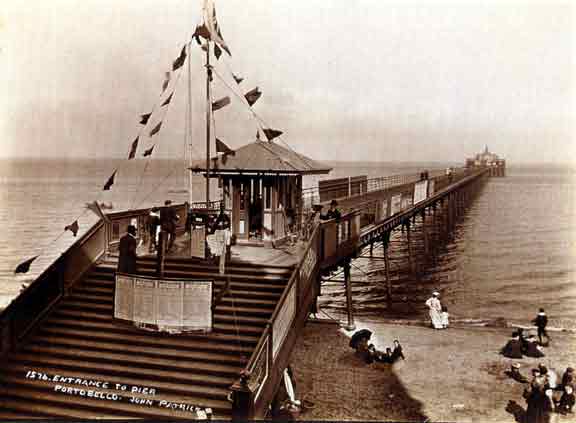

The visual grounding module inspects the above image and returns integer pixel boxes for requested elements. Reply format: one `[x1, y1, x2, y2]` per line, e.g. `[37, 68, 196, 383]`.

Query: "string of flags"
[14, 0, 288, 274]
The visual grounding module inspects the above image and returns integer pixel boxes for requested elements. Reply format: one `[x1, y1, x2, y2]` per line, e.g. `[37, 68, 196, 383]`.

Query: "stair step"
[52, 307, 269, 328]
[20, 344, 242, 378]
[38, 327, 258, 355]
[75, 284, 282, 301]
[67, 292, 277, 309]
[103, 256, 293, 275]
[8, 353, 234, 388]
[3, 363, 231, 402]
[30, 335, 246, 366]
[92, 264, 291, 284]
[83, 276, 287, 293]
[44, 316, 264, 339]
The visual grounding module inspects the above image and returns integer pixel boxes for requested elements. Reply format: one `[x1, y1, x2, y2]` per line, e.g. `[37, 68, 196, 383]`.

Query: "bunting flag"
[162, 71, 171, 92]
[128, 137, 139, 160]
[103, 170, 117, 191]
[65, 220, 79, 237]
[244, 87, 262, 106]
[216, 138, 235, 155]
[86, 201, 111, 223]
[14, 256, 39, 274]
[143, 145, 155, 157]
[149, 122, 162, 136]
[263, 128, 283, 142]
[140, 113, 151, 125]
[193, 24, 211, 43]
[232, 73, 243, 84]
[214, 44, 222, 60]
[172, 45, 187, 70]
[161, 93, 173, 106]
[212, 96, 231, 111]
[203, 0, 231, 56]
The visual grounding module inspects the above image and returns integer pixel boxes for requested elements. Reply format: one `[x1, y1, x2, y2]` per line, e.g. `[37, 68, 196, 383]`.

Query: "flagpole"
[205, 40, 212, 207]
[187, 42, 193, 206]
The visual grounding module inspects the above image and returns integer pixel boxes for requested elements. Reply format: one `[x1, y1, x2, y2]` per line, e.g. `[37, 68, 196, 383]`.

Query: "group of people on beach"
[501, 309, 551, 360]
[349, 329, 405, 365]
[425, 291, 449, 329]
[507, 363, 574, 422]
[501, 308, 574, 422]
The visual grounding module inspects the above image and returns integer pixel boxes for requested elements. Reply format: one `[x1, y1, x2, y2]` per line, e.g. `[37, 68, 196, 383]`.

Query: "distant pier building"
[465, 146, 506, 177]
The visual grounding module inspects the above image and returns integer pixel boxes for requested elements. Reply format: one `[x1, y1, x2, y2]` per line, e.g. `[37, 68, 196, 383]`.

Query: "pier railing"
[0, 219, 107, 357]
[301, 169, 450, 210]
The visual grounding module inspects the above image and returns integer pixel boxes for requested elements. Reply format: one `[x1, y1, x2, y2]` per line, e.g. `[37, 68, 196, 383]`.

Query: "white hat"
[432, 291, 440, 297]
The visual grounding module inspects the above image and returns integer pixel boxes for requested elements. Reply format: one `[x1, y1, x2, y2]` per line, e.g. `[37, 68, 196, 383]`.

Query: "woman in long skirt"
[425, 291, 443, 329]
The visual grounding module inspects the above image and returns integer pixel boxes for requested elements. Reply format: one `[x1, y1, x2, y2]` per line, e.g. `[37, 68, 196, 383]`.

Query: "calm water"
[0, 159, 574, 330]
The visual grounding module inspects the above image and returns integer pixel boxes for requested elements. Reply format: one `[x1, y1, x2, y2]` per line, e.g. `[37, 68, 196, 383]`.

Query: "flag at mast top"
[202, 0, 231, 56]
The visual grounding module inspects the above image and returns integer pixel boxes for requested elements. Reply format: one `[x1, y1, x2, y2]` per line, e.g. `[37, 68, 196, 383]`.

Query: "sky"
[0, 0, 573, 164]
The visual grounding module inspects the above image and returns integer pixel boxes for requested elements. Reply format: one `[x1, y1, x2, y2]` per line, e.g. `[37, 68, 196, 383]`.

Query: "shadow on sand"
[289, 322, 428, 422]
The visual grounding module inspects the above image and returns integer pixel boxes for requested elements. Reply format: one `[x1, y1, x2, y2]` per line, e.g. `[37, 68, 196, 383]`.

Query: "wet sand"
[290, 320, 576, 422]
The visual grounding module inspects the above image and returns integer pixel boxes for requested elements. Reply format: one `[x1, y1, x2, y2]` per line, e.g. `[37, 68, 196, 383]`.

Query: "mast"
[187, 42, 194, 205]
[205, 41, 212, 207]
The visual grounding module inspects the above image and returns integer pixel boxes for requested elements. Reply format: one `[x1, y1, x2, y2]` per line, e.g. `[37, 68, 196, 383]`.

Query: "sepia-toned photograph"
[0, 0, 573, 421]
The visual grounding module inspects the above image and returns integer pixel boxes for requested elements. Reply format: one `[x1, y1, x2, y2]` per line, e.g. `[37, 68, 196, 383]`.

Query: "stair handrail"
[230, 222, 322, 419]
[0, 217, 107, 357]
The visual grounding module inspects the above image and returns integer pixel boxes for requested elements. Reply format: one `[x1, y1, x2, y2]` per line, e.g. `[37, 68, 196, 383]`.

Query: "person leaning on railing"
[320, 199, 341, 221]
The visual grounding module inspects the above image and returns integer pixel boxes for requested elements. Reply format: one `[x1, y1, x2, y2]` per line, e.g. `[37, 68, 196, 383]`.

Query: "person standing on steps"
[118, 225, 138, 274]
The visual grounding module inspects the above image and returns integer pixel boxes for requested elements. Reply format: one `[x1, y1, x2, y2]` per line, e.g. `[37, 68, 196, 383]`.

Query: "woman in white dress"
[425, 291, 443, 329]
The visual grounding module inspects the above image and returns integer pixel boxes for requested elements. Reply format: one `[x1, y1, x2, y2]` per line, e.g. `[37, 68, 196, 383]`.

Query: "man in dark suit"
[118, 225, 138, 274]
[160, 200, 179, 252]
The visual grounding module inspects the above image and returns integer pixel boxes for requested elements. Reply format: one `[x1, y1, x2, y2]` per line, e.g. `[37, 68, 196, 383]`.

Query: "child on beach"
[440, 305, 450, 329]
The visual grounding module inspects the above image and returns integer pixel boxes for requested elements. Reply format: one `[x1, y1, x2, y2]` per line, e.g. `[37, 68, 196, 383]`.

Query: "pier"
[0, 155, 499, 419]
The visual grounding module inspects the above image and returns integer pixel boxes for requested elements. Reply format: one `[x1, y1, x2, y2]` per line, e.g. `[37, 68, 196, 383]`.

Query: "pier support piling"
[382, 231, 392, 306]
[343, 259, 355, 331]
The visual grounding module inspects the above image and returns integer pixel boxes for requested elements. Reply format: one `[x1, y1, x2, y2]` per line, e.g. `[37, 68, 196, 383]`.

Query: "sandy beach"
[289, 320, 576, 422]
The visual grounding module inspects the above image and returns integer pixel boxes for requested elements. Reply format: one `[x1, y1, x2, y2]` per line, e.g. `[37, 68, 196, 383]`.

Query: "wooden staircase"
[0, 256, 293, 419]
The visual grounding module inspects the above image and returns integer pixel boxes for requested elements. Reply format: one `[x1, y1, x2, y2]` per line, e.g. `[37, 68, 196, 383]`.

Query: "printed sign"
[273, 284, 296, 358]
[390, 194, 402, 215]
[413, 180, 428, 204]
[114, 274, 213, 332]
[190, 227, 205, 259]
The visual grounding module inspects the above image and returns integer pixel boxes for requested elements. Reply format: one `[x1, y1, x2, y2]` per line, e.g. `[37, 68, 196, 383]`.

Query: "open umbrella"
[349, 329, 372, 349]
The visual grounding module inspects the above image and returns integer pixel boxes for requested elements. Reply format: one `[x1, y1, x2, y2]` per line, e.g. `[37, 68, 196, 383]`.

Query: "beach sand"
[289, 320, 576, 422]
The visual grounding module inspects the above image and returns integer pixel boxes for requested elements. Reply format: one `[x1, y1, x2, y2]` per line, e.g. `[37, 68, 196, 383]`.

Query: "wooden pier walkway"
[0, 165, 491, 420]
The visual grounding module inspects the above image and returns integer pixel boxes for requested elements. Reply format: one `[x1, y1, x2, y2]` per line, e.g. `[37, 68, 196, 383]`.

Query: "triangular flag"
[15, 256, 39, 274]
[140, 113, 151, 125]
[103, 170, 117, 191]
[216, 138, 235, 155]
[214, 44, 222, 60]
[86, 201, 111, 223]
[149, 121, 162, 136]
[143, 145, 155, 157]
[65, 220, 79, 237]
[172, 45, 187, 70]
[162, 71, 171, 92]
[263, 128, 283, 142]
[212, 96, 231, 111]
[128, 137, 139, 160]
[193, 24, 211, 41]
[203, 0, 232, 56]
[161, 93, 173, 106]
[232, 73, 243, 84]
[244, 87, 262, 106]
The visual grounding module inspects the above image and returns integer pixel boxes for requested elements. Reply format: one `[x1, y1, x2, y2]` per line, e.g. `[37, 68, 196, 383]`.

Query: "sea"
[0, 158, 574, 331]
